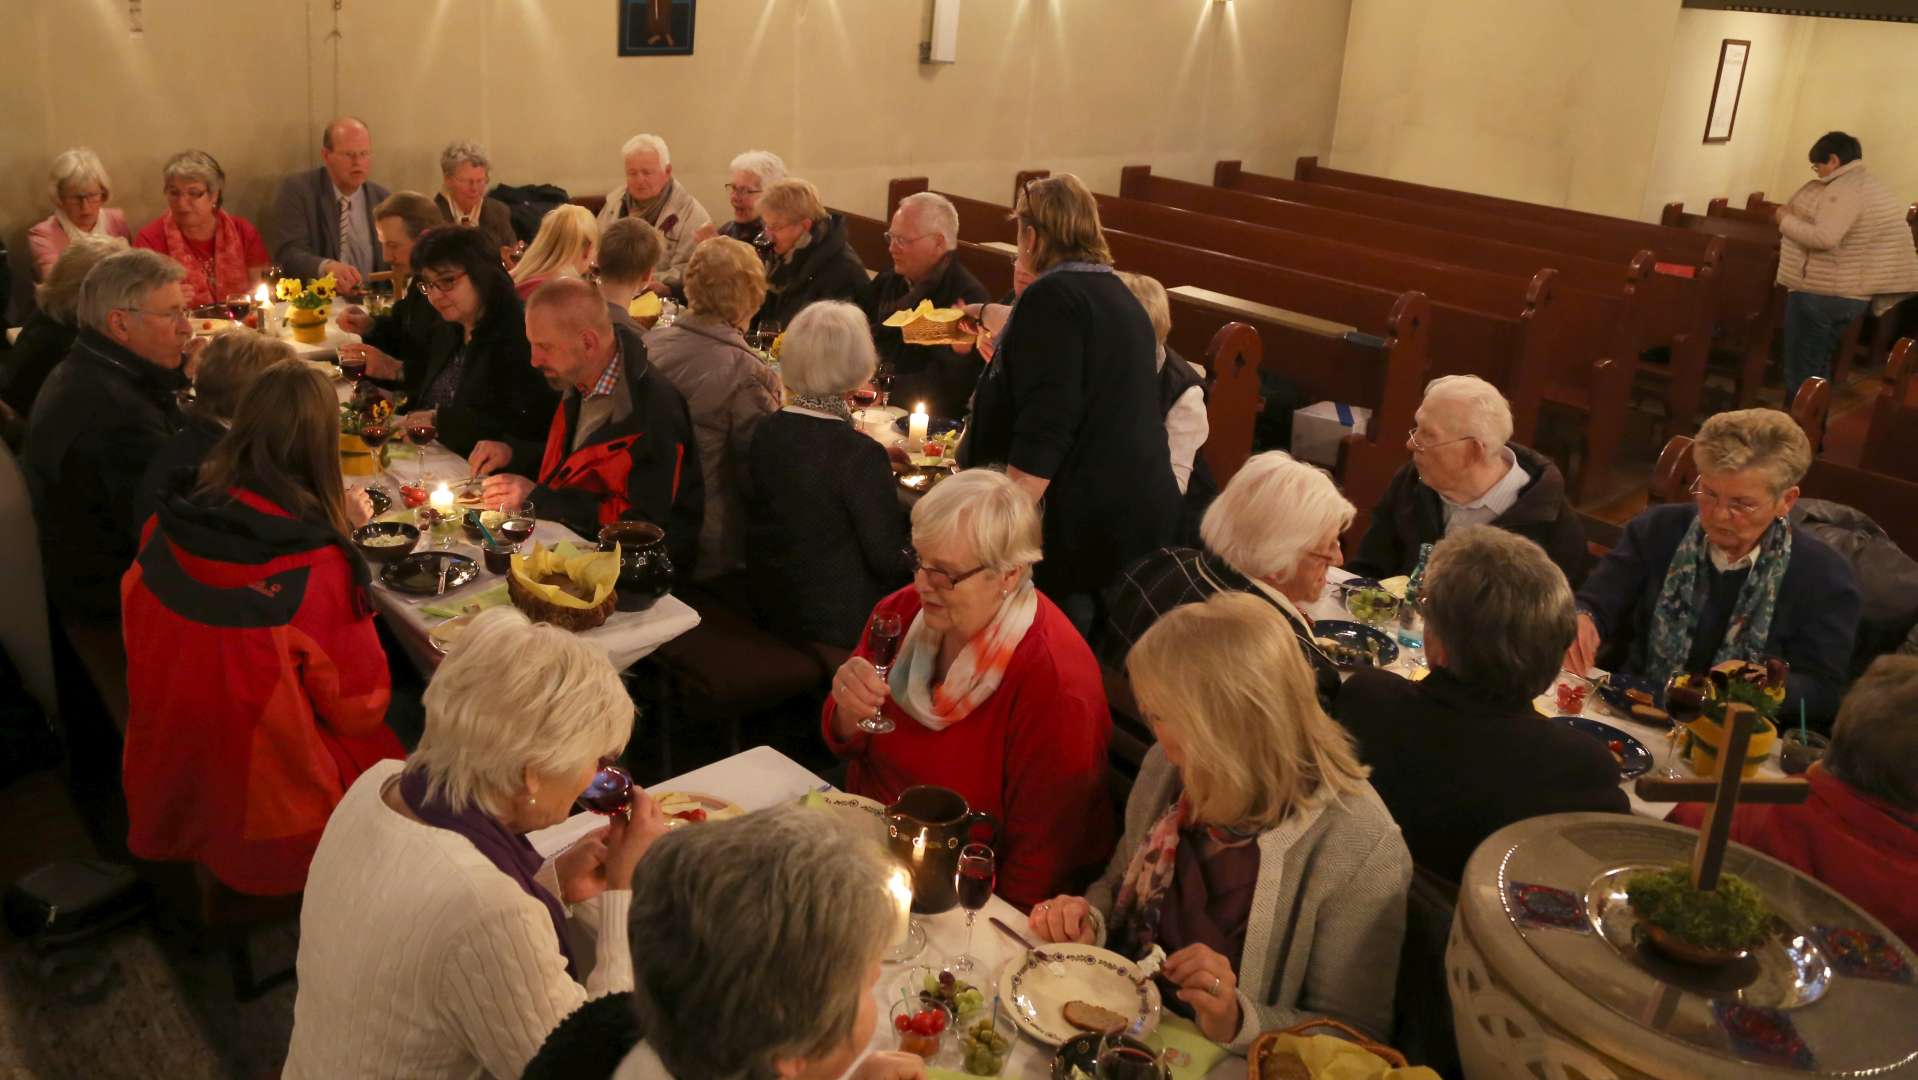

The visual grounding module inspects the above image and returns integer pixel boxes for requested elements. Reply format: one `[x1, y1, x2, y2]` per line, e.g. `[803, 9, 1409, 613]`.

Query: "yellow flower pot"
[287, 306, 328, 345]
[1680, 712, 1777, 779]
[340, 432, 379, 477]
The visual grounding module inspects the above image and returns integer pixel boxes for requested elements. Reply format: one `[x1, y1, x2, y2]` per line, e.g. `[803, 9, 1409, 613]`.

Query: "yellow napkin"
[420, 583, 509, 620]
[1146, 1014, 1231, 1080]
[882, 298, 964, 328]
[509, 541, 619, 610]
[629, 292, 663, 318]
[1263, 1033, 1441, 1080]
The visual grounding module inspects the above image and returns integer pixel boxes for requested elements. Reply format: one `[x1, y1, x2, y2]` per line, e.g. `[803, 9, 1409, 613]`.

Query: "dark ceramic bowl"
[351, 521, 421, 564]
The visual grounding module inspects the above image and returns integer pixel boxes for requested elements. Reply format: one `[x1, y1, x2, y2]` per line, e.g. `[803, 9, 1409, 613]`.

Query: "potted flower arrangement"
[1672, 659, 1786, 779]
[1626, 866, 1772, 966]
[276, 274, 337, 344]
[338, 385, 393, 478]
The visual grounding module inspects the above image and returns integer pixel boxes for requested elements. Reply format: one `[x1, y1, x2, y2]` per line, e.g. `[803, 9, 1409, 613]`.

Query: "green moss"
[1626, 867, 1771, 951]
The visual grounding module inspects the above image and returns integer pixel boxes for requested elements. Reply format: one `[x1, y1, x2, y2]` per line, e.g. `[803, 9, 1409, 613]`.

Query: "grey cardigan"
[1085, 748, 1410, 1050]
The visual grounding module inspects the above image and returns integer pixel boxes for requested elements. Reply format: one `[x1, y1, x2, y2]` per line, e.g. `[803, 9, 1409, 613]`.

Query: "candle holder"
[883, 865, 927, 965]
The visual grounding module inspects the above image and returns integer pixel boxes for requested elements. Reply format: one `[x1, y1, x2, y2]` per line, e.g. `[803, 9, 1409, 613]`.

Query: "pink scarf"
[1107, 798, 1190, 955]
[163, 211, 251, 306]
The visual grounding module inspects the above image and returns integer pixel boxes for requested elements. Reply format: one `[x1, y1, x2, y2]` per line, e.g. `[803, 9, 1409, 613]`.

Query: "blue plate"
[1310, 620, 1399, 669]
[1595, 671, 1663, 715]
[892, 415, 964, 438]
[1554, 716, 1654, 779]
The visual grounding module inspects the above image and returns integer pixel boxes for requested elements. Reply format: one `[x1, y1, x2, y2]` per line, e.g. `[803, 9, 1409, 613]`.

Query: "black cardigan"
[407, 300, 556, 457]
[362, 280, 443, 371]
[864, 255, 991, 420]
[756, 214, 868, 328]
[746, 410, 910, 649]
[1, 310, 78, 423]
[959, 269, 1181, 597]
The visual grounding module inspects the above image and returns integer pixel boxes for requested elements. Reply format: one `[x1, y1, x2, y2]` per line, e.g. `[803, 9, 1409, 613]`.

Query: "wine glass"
[576, 760, 634, 815]
[338, 352, 367, 384]
[858, 612, 905, 734]
[1095, 1033, 1168, 1079]
[406, 417, 438, 484]
[951, 843, 995, 974]
[497, 501, 537, 552]
[1661, 674, 1706, 779]
[359, 420, 392, 488]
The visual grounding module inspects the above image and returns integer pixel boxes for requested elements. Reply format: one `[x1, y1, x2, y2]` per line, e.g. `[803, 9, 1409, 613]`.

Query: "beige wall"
[1766, 17, 1918, 211]
[2, 0, 1352, 292]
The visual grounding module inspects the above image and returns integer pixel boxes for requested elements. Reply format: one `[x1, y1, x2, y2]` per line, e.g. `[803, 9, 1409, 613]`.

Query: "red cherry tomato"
[894, 1015, 911, 1032]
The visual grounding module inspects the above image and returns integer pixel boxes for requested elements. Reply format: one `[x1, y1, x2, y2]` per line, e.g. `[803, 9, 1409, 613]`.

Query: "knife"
[989, 916, 1062, 966]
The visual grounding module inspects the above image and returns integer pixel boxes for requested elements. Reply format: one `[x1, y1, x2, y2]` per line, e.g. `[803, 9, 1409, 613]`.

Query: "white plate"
[428, 611, 477, 655]
[654, 790, 745, 828]
[192, 317, 237, 336]
[810, 790, 885, 817]
[998, 942, 1161, 1047]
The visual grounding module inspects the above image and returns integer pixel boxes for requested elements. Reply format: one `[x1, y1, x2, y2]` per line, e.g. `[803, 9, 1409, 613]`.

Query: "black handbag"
[4, 859, 151, 948]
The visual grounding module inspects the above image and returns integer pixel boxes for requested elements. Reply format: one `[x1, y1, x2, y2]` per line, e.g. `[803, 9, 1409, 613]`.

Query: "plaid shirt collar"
[582, 339, 623, 399]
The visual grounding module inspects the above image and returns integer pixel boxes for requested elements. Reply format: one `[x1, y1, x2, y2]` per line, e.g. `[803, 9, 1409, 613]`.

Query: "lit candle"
[886, 866, 914, 951]
[253, 283, 275, 335]
[429, 483, 454, 516]
[908, 402, 929, 444]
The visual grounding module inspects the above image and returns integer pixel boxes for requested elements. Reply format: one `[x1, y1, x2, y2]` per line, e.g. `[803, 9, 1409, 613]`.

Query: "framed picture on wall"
[1703, 39, 1750, 144]
[619, 0, 695, 57]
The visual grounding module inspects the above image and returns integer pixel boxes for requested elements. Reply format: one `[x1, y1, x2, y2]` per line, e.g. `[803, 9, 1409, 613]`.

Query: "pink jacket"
[27, 209, 130, 281]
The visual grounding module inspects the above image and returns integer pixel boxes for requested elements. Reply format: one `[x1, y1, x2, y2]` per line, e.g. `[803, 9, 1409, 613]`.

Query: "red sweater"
[823, 587, 1116, 910]
[121, 486, 402, 895]
[1669, 765, 1918, 949]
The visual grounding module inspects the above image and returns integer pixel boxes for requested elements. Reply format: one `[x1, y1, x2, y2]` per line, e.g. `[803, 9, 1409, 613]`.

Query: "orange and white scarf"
[887, 584, 1038, 730]
[163, 210, 251, 307]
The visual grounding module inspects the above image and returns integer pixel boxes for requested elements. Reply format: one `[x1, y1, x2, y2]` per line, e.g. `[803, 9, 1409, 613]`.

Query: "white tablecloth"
[531, 746, 1246, 1079]
[1305, 569, 1784, 819]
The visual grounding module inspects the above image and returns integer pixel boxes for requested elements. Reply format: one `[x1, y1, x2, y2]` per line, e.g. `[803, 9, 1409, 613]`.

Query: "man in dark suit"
[269, 117, 390, 291]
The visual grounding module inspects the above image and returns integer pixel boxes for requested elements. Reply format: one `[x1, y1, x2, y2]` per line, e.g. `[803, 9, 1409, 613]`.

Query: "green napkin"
[419, 583, 509, 620]
[1146, 1014, 1230, 1079]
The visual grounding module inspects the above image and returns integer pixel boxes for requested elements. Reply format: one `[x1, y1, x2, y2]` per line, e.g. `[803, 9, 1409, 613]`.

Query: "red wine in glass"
[498, 517, 536, 547]
[857, 613, 904, 734]
[359, 423, 390, 449]
[407, 421, 437, 483]
[576, 762, 634, 815]
[339, 355, 367, 383]
[951, 842, 995, 974]
[1096, 1044, 1168, 1080]
[850, 387, 879, 409]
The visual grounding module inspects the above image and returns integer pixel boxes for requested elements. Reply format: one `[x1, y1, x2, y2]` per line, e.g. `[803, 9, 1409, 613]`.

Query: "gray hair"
[1420, 375, 1512, 450]
[407, 607, 632, 816]
[1826, 654, 1918, 812]
[1117, 271, 1171, 344]
[780, 301, 876, 398]
[1421, 525, 1574, 702]
[162, 149, 227, 202]
[78, 248, 185, 335]
[620, 133, 671, 168]
[728, 149, 787, 187]
[1200, 451, 1355, 581]
[439, 139, 490, 178]
[1692, 407, 1811, 497]
[629, 804, 895, 1078]
[48, 147, 111, 206]
[37, 236, 127, 323]
[898, 191, 959, 250]
[911, 469, 1043, 578]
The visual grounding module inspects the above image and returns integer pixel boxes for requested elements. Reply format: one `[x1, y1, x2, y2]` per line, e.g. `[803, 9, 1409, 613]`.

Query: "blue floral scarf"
[1645, 516, 1792, 683]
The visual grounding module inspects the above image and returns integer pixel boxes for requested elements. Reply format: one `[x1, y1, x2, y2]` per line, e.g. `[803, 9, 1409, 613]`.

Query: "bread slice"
[1631, 704, 1671, 724]
[1062, 1000, 1129, 1034]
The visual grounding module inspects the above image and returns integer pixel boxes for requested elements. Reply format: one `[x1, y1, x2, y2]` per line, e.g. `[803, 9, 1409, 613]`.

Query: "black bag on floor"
[4, 859, 150, 948]
[490, 183, 572, 243]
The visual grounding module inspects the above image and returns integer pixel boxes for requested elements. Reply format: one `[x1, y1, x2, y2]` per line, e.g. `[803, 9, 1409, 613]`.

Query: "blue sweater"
[1575, 503, 1860, 725]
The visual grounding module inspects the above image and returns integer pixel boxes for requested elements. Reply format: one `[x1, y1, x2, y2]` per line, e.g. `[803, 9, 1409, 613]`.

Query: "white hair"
[728, 149, 787, 187]
[780, 301, 876, 398]
[1420, 375, 1512, 449]
[898, 191, 959, 250]
[407, 607, 633, 816]
[48, 147, 111, 205]
[620, 133, 671, 168]
[911, 469, 1043, 579]
[1200, 450, 1355, 581]
[439, 139, 490, 177]
[78, 248, 185, 334]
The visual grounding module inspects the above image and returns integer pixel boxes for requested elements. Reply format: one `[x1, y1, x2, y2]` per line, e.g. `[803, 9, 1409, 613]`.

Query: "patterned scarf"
[1646, 516, 1793, 683]
[788, 392, 855, 424]
[622, 180, 680, 236]
[887, 584, 1039, 730]
[1106, 796, 1262, 957]
[162, 211, 251, 307]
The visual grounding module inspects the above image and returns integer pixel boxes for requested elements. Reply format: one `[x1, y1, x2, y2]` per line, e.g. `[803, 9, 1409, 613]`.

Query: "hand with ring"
[1028, 895, 1096, 945]
[1163, 943, 1241, 1043]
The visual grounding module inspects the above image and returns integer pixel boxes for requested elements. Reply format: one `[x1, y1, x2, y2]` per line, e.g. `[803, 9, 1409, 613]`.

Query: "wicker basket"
[1248, 1020, 1409, 1079]
[507, 567, 617, 632]
[899, 318, 972, 347]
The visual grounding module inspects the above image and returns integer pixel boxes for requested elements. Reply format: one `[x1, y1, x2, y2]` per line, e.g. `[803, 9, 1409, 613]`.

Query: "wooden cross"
[1632, 703, 1811, 890]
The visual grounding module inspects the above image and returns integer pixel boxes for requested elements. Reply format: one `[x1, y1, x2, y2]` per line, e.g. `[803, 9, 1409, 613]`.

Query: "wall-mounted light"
[922, 0, 960, 64]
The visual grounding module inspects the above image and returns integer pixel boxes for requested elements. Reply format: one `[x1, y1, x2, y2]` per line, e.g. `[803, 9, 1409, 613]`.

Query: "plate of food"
[1310, 620, 1399, 670]
[380, 551, 478, 595]
[999, 942, 1161, 1047]
[1595, 671, 1663, 718]
[653, 791, 745, 828]
[1553, 715, 1653, 779]
[192, 317, 237, 336]
[428, 611, 478, 655]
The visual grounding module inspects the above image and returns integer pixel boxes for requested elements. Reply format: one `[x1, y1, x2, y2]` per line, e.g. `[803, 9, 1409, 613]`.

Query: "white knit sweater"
[283, 760, 633, 1079]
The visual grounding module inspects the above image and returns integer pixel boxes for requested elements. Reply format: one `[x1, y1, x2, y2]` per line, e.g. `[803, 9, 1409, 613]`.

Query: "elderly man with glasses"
[862, 191, 991, 420]
[24, 248, 191, 620]
[1567, 408, 1861, 726]
[269, 116, 391, 292]
[1346, 374, 1589, 587]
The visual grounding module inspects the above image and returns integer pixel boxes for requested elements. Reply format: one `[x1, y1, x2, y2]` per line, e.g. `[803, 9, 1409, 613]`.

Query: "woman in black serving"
[957, 174, 1181, 636]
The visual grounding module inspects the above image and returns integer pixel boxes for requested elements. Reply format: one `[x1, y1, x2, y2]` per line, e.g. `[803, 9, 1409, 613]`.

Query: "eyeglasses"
[884, 231, 930, 248]
[1406, 427, 1474, 453]
[61, 190, 107, 205]
[330, 150, 372, 163]
[724, 183, 762, 197]
[1301, 540, 1344, 566]
[1689, 477, 1769, 520]
[902, 547, 991, 591]
[420, 270, 469, 295]
[165, 187, 212, 202]
[118, 305, 191, 325]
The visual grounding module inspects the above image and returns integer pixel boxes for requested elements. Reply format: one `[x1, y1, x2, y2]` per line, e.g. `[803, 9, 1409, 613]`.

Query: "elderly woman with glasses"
[755, 178, 868, 329]
[1567, 408, 1861, 725]
[699, 148, 785, 255]
[1031, 593, 1409, 1047]
[433, 140, 519, 255]
[824, 469, 1115, 910]
[26, 148, 131, 282]
[285, 607, 666, 1080]
[130, 149, 271, 308]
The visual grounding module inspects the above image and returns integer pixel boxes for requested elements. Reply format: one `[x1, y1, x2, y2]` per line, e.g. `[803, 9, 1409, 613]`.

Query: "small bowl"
[891, 997, 953, 1061]
[462, 507, 507, 542]
[1779, 728, 1829, 776]
[352, 521, 421, 563]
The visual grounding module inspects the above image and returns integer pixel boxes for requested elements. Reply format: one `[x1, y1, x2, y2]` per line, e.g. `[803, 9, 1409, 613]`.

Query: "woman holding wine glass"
[285, 607, 669, 1080]
[823, 469, 1115, 910]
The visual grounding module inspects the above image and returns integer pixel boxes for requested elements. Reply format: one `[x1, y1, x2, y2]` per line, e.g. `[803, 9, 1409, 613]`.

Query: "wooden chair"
[193, 866, 300, 1001]
[1194, 321, 1262, 488]
[1394, 866, 1464, 1079]
[1790, 376, 1831, 451]
[0, 440, 54, 718]
[1098, 665, 1152, 813]
[1859, 338, 1918, 482]
[569, 193, 608, 217]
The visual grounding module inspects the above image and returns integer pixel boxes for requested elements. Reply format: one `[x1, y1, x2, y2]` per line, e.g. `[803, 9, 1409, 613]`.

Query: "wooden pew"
[1661, 202, 1785, 402]
[1860, 338, 1918, 483]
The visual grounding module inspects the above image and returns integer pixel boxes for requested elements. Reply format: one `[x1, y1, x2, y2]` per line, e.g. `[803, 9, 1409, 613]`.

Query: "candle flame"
[887, 865, 912, 907]
[253, 283, 270, 303]
[913, 402, 928, 415]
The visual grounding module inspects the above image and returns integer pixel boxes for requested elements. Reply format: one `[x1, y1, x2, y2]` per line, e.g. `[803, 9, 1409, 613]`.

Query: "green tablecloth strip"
[419, 583, 510, 621]
[1147, 1014, 1231, 1079]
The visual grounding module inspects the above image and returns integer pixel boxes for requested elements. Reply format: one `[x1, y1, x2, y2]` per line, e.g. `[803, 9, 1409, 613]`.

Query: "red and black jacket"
[507, 323, 704, 574]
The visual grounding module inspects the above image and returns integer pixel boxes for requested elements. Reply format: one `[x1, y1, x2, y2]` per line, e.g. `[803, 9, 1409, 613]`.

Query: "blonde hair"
[511, 204, 599, 286]
[758, 178, 827, 229]
[1117, 271, 1171, 343]
[409, 607, 633, 816]
[682, 236, 768, 327]
[1128, 593, 1369, 828]
[1693, 408, 1811, 496]
[193, 331, 295, 420]
[1014, 174, 1111, 272]
[36, 235, 127, 323]
[781, 300, 876, 398]
[910, 469, 1042, 577]
[1199, 451, 1354, 581]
